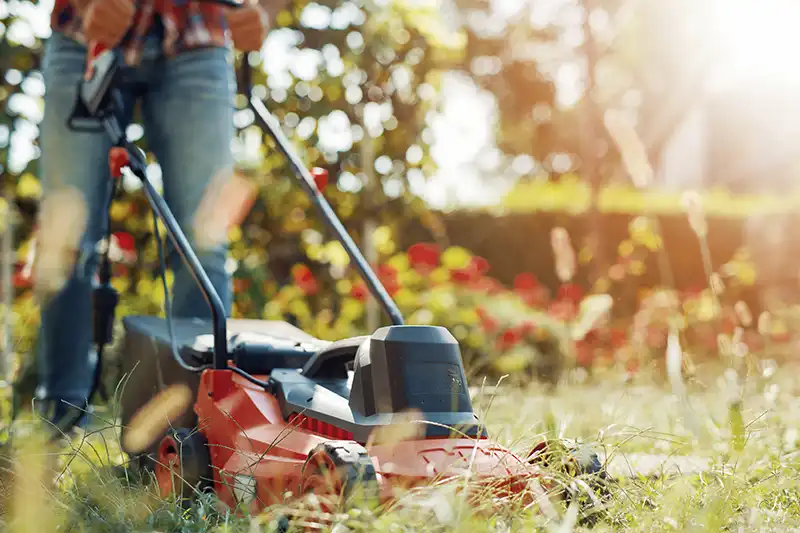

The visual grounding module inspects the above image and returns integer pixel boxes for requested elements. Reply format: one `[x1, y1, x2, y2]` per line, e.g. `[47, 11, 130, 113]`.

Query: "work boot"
[33, 398, 90, 440]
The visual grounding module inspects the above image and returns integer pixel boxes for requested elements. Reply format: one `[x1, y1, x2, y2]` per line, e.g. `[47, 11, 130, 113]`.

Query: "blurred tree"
[446, 0, 630, 282]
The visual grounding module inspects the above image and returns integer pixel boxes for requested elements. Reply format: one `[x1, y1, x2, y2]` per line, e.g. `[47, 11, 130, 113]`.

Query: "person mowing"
[34, 0, 285, 433]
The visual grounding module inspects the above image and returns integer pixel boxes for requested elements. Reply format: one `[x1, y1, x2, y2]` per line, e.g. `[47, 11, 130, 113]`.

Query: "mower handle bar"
[81, 0, 403, 365]
[201, 0, 405, 327]
[247, 97, 405, 326]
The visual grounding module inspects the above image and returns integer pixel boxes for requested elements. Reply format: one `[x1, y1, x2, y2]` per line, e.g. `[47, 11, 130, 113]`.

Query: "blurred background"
[2, 0, 800, 395]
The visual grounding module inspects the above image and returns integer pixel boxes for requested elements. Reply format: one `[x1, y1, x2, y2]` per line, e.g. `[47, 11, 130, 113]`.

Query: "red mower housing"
[119, 318, 539, 512]
[67, 23, 599, 522]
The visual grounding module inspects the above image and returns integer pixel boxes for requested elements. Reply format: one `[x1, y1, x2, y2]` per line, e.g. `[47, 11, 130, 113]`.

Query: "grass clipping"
[122, 384, 193, 454]
[6, 435, 64, 533]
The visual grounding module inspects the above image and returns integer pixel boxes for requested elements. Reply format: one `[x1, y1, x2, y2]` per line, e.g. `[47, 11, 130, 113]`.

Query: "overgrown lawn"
[3, 364, 800, 532]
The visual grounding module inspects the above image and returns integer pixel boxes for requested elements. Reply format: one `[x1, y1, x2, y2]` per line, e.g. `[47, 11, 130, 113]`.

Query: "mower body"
[82, 39, 540, 515]
[119, 316, 534, 510]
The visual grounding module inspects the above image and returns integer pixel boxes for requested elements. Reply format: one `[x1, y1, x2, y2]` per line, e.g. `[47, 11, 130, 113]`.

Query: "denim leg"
[141, 47, 235, 319]
[36, 32, 134, 410]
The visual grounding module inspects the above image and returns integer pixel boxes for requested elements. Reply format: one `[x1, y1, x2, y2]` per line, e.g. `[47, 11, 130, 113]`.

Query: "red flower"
[450, 268, 474, 284]
[514, 272, 549, 308]
[113, 231, 135, 252]
[111, 231, 137, 263]
[407, 242, 440, 271]
[548, 299, 577, 321]
[513, 272, 539, 293]
[233, 278, 250, 293]
[609, 328, 627, 349]
[575, 340, 594, 368]
[521, 286, 549, 308]
[472, 256, 490, 276]
[350, 282, 368, 302]
[496, 327, 522, 351]
[583, 329, 600, 344]
[291, 264, 318, 296]
[13, 265, 32, 290]
[376, 264, 400, 295]
[377, 263, 398, 282]
[479, 277, 505, 295]
[476, 307, 498, 332]
[481, 316, 498, 332]
[385, 280, 400, 295]
[519, 321, 535, 336]
[450, 256, 490, 286]
[113, 264, 129, 278]
[556, 283, 584, 304]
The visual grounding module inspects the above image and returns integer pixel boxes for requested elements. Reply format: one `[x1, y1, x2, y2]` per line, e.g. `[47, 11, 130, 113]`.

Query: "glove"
[82, 0, 136, 47]
[227, 4, 270, 52]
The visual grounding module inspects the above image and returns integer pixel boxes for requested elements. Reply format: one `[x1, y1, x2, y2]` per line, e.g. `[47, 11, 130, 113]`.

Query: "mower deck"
[119, 317, 538, 512]
[70, 38, 593, 521]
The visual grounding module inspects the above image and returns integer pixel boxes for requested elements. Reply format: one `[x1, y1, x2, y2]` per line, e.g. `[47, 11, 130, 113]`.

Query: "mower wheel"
[528, 438, 608, 479]
[300, 442, 379, 509]
[528, 439, 612, 523]
[154, 428, 213, 502]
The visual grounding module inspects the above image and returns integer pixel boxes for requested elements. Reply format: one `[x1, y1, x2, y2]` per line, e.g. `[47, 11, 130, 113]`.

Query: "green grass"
[3, 363, 800, 532]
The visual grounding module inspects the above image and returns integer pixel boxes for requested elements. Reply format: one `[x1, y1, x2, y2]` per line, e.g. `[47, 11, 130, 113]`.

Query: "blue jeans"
[36, 31, 235, 413]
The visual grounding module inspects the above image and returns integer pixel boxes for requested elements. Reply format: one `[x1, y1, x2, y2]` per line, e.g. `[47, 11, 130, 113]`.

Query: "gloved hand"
[227, 3, 270, 51]
[82, 0, 135, 47]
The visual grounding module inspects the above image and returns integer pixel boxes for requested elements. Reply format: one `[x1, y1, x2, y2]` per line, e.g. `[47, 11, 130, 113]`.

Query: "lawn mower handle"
[75, 0, 403, 376]
[237, 46, 404, 326]
[246, 96, 405, 326]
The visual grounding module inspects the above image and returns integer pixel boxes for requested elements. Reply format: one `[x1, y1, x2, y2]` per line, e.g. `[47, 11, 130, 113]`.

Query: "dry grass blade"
[666, 330, 702, 439]
[680, 191, 708, 239]
[571, 294, 613, 341]
[192, 169, 257, 251]
[34, 187, 88, 295]
[366, 409, 425, 449]
[666, 329, 685, 397]
[734, 301, 752, 328]
[122, 384, 193, 454]
[603, 109, 653, 188]
[757, 312, 771, 336]
[7, 437, 63, 533]
[550, 227, 575, 283]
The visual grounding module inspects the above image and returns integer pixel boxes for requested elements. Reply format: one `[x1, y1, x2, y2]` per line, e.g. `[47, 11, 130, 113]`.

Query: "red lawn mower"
[67, 0, 608, 523]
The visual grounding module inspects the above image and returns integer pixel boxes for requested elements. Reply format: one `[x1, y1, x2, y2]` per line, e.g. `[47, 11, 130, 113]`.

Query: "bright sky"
[707, 0, 800, 84]
[2, 0, 588, 211]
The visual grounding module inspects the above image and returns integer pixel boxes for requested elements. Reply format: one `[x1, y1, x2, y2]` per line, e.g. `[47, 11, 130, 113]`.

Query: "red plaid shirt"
[51, 0, 230, 65]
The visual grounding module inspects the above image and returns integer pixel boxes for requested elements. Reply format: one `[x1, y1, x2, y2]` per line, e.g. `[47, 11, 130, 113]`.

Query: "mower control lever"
[67, 47, 124, 134]
[82, 45, 119, 116]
